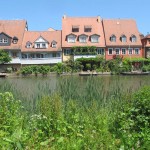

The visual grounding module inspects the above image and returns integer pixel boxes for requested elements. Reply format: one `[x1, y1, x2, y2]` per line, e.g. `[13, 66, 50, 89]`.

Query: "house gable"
[0, 32, 12, 46]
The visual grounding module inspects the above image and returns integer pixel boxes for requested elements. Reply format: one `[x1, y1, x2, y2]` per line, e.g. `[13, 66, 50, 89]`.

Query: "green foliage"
[0, 49, 11, 64]
[72, 46, 97, 55]
[111, 86, 150, 149]
[39, 65, 50, 75]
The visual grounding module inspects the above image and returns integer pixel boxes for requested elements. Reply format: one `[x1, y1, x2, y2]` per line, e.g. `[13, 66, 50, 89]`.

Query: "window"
[79, 35, 87, 43]
[12, 52, 17, 58]
[4, 38, 8, 43]
[42, 43, 46, 48]
[110, 35, 116, 42]
[52, 43, 56, 48]
[72, 26, 79, 32]
[13, 40, 17, 44]
[0, 38, 8, 43]
[36, 44, 40, 48]
[115, 48, 120, 55]
[67, 35, 76, 43]
[97, 48, 104, 55]
[108, 48, 113, 55]
[122, 48, 126, 55]
[26, 42, 32, 48]
[91, 35, 99, 43]
[128, 48, 133, 55]
[52, 53, 57, 57]
[135, 48, 140, 55]
[22, 54, 28, 59]
[84, 26, 92, 32]
[131, 35, 136, 42]
[64, 49, 71, 55]
[121, 35, 127, 42]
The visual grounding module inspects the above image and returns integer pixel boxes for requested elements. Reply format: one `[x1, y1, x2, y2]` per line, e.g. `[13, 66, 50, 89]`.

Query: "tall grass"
[0, 75, 150, 149]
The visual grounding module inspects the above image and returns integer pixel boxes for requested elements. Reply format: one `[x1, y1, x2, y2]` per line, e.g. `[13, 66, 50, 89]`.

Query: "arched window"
[120, 35, 127, 42]
[130, 35, 136, 42]
[110, 35, 116, 42]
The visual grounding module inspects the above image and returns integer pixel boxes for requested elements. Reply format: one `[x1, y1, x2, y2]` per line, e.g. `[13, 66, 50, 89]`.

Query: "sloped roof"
[21, 31, 62, 52]
[103, 19, 142, 46]
[0, 20, 27, 49]
[62, 16, 105, 47]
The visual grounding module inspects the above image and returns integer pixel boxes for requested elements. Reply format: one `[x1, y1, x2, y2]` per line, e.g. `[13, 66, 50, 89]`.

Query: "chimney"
[63, 15, 67, 19]
[97, 16, 101, 22]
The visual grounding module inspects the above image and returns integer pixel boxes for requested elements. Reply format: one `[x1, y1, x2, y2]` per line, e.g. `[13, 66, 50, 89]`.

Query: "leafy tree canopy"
[0, 49, 11, 64]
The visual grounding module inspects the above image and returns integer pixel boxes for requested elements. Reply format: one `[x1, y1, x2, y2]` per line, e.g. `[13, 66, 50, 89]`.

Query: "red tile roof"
[21, 31, 62, 52]
[0, 20, 27, 50]
[103, 19, 142, 47]
[62, 16, 105, 47]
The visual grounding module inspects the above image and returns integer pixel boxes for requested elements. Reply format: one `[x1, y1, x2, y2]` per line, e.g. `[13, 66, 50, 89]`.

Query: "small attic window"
[26, 41, 32, 48]
[72, 26, 79, 32]
[12, 36, 18, 44]
[120, 35, 127, 42]
[84, 26, 92, 32]
[110, 35, 116, 42]
[130, 35, 137, 42]
[51, 41, 57, 48]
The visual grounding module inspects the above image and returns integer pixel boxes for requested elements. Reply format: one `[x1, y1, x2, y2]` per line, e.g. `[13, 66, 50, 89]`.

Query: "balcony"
[21, 57, 62, 65]
[10, 57, 21, 64]
[74, 55, 96, 60]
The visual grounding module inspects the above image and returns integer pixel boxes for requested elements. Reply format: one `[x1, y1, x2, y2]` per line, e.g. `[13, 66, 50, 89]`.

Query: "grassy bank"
[0, 77, 150, 149]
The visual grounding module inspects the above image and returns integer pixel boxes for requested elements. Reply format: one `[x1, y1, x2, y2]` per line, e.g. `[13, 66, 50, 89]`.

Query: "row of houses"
[0, 15, 150, 67]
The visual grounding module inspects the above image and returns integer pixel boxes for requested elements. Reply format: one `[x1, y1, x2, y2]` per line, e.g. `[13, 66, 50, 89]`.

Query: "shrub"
[111, 86, 150, 149]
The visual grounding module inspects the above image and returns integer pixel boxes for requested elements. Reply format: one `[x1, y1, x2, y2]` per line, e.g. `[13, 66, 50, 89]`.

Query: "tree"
[0, 49, 12, 64]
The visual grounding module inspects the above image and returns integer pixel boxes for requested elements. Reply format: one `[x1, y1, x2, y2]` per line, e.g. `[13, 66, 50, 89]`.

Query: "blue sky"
[0, 0, 149, 35]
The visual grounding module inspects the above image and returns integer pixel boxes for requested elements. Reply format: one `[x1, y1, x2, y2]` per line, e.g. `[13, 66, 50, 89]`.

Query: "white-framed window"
[121, 48, 126, 55]
[13, 40, 18, 44]
[67, 35, 76, 43]
[91, 35, 99, 43]
[52, 43, 56, 48]
[4, 38, 8, 43]
[26, 42, 32, 48]
[110, 35, 116, 42]
[115, 48, 120, 55]
[134, 48, 140, 55]
[42, 43, 46, 48]
[0, 38, 8, 43]
[97, 48, 104, 55]
[121, 35, 127, 42]
[79, 35, 87, 43]
[36, 44, 40, 48]
[131, 35, 136, 42]
[128, 48, 133, 55]
[108, 48, 113, 55]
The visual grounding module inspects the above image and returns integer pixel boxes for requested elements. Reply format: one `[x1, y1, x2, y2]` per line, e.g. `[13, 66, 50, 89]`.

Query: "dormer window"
[0, 38, 8, 43]
[67, 34, 76, 43]
[79, 34, 88, 43]
[51, 41, 57, 48]
[130, 35, 136, 42]
[72, 26, 79, 32]
[120, 35, 127, 42]
[12, 36, 18, 44]
[26, 41, 32, 48]
[91, 34, 100, 43]
[34, 36, 48, 49]
[110, 35, 116, 42]
[84, 26, 92, 32]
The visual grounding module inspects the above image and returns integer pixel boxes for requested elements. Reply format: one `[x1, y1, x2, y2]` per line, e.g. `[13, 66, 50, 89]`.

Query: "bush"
[111, 86, 150, 149]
